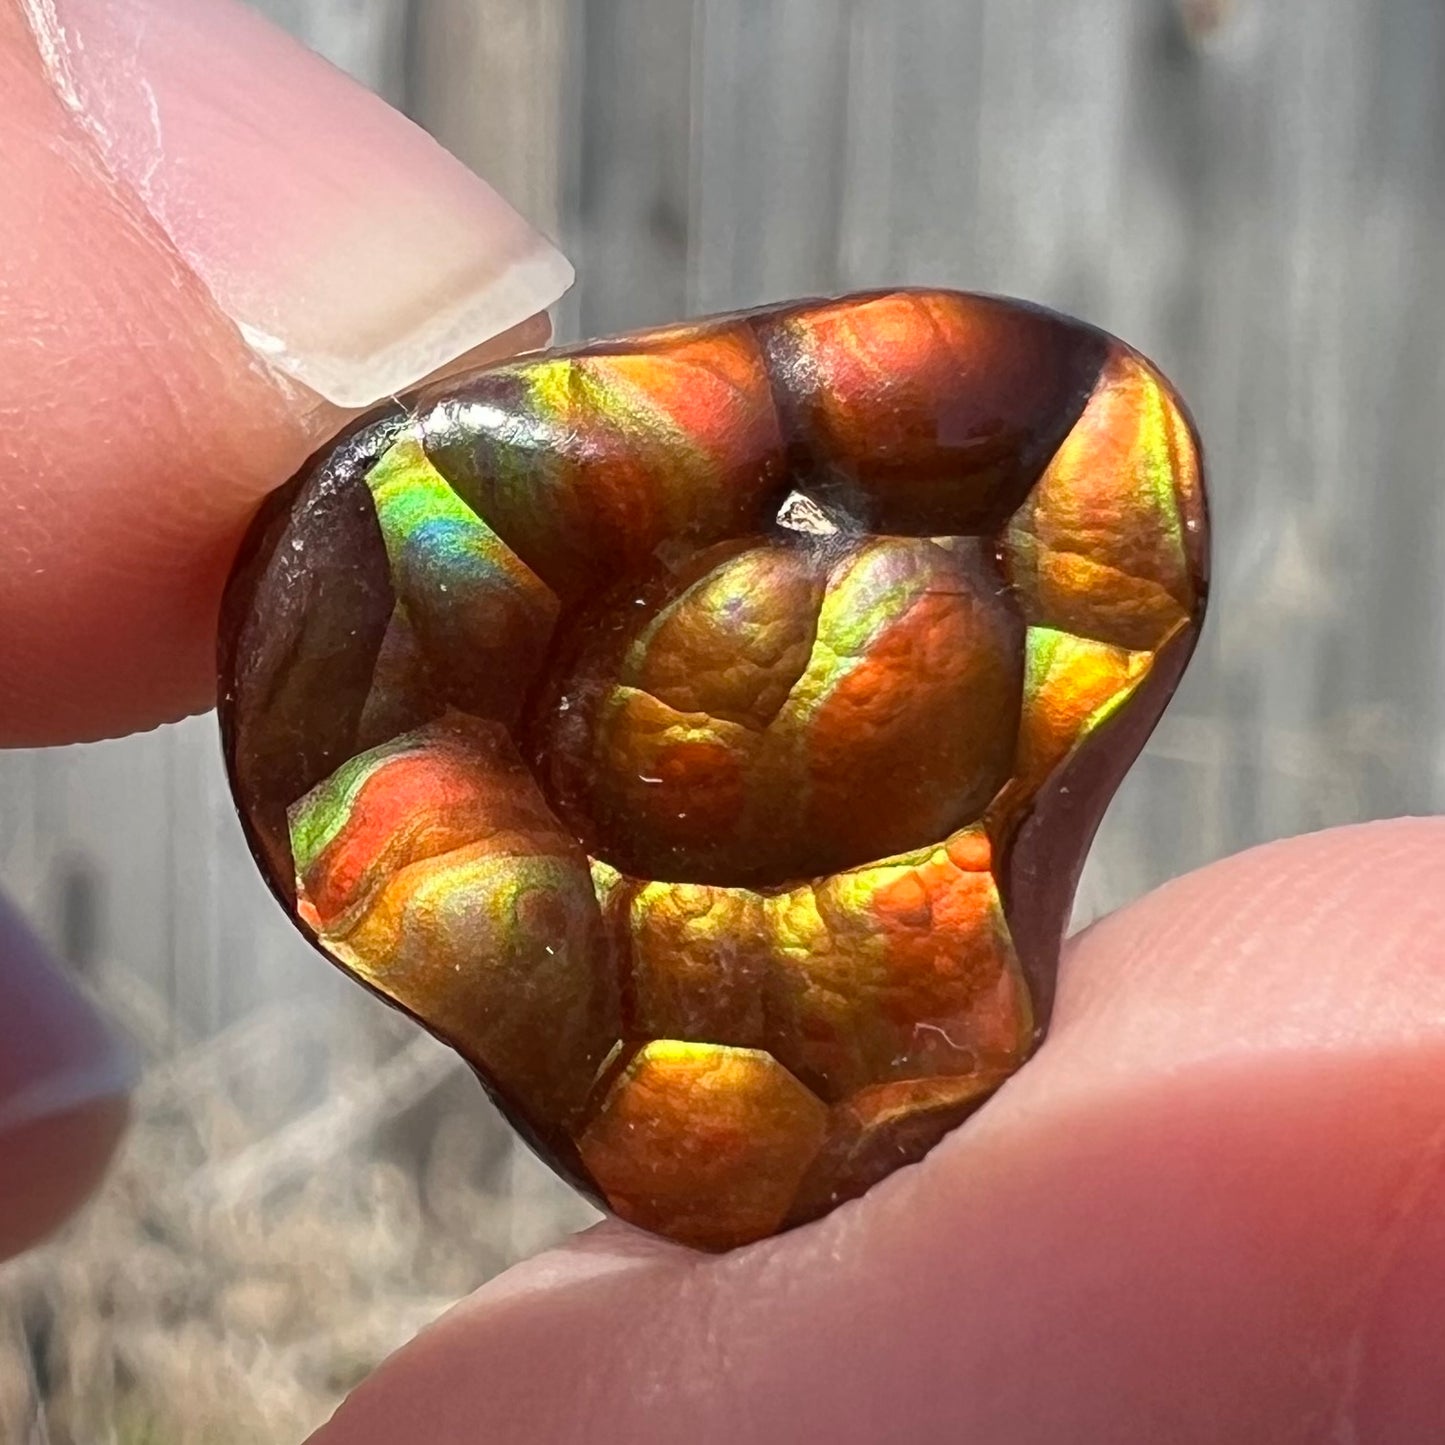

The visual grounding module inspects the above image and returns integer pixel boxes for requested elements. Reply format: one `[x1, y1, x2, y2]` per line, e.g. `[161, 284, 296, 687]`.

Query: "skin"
[3, 8, 1443, 1443]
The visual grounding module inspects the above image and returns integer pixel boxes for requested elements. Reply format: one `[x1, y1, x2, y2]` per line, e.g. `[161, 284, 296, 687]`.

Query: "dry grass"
[0, 968, 597, 1444]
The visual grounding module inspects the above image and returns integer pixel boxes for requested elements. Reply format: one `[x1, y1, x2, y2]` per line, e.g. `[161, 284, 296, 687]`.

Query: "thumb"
[0, 0, 569, 1251]
[0, 0, 570, 745]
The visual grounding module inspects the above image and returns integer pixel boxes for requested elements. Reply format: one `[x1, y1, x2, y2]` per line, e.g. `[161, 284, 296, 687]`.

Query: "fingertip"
[0, 1097, 130, 1261]
[307, 820, 1445, 1444]
[0, 893, 134, 1261]
[1048, 815, 1445, 1081]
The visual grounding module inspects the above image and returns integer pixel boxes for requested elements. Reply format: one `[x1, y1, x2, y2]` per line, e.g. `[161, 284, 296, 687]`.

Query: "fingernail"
[29, 0, 574, 407]
[0, 892, 136, 1138]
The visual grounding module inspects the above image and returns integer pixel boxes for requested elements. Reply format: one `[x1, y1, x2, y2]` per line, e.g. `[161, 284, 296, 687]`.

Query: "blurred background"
[5, 0, 1445, 1439]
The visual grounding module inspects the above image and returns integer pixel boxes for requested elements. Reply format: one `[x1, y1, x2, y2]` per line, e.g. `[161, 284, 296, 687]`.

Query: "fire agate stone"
[219, 290, 1208, 1250]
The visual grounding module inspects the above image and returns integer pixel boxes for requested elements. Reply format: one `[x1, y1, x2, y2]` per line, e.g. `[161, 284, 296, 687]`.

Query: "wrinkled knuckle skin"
[218, 289, 1208, 1250]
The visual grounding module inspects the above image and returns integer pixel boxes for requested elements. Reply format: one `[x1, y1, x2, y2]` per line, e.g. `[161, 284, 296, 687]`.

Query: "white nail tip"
[249, 245, 576, 409]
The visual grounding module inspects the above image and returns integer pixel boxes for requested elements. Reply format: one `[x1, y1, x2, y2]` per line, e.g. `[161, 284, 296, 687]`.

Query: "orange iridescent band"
[220, 289, 1208, 1249]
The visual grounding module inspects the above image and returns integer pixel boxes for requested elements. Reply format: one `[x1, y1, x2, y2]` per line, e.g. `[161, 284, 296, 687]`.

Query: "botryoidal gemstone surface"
[219, 290, 1208, 1250]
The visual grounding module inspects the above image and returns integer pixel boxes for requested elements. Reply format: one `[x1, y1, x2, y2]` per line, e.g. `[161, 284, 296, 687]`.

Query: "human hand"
[0, 0, 563, 1257]
[3, 4, 1441, 1442]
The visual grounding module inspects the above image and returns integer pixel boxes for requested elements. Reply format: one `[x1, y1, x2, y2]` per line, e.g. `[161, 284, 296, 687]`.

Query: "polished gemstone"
[219, 289, 1208, 1250]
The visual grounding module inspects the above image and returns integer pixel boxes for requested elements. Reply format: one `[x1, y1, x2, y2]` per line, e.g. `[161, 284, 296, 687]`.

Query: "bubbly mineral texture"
[219, 290, 1208, 1250]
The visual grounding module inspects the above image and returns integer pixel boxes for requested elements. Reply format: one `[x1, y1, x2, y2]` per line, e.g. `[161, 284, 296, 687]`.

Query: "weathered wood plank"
[404, 0, 570, 236]
[691, 0, 854, 310]
[246, 0, 410, 102]
[567, 0, 696, 336]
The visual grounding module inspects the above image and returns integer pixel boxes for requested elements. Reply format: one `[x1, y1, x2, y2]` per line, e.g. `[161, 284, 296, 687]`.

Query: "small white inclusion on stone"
[775, 490, 838, 537]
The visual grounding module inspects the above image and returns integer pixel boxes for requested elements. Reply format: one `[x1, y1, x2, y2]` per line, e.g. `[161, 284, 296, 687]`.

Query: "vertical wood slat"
[690, 0, 855, 312]
[406, 0, 698, 344]
[835, 1, 988, 291]
[404, 0, 570, 238]
[246, 0, 411, 103]
[568, 0, 696, 338]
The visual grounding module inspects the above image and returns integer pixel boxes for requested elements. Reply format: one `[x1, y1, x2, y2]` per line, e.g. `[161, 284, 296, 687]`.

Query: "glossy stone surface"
[219, 289, 1208, 1250]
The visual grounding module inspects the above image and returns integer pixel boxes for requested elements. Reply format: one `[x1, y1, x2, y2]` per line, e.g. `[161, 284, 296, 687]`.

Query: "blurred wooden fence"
[4, 0, 1444, 1037]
